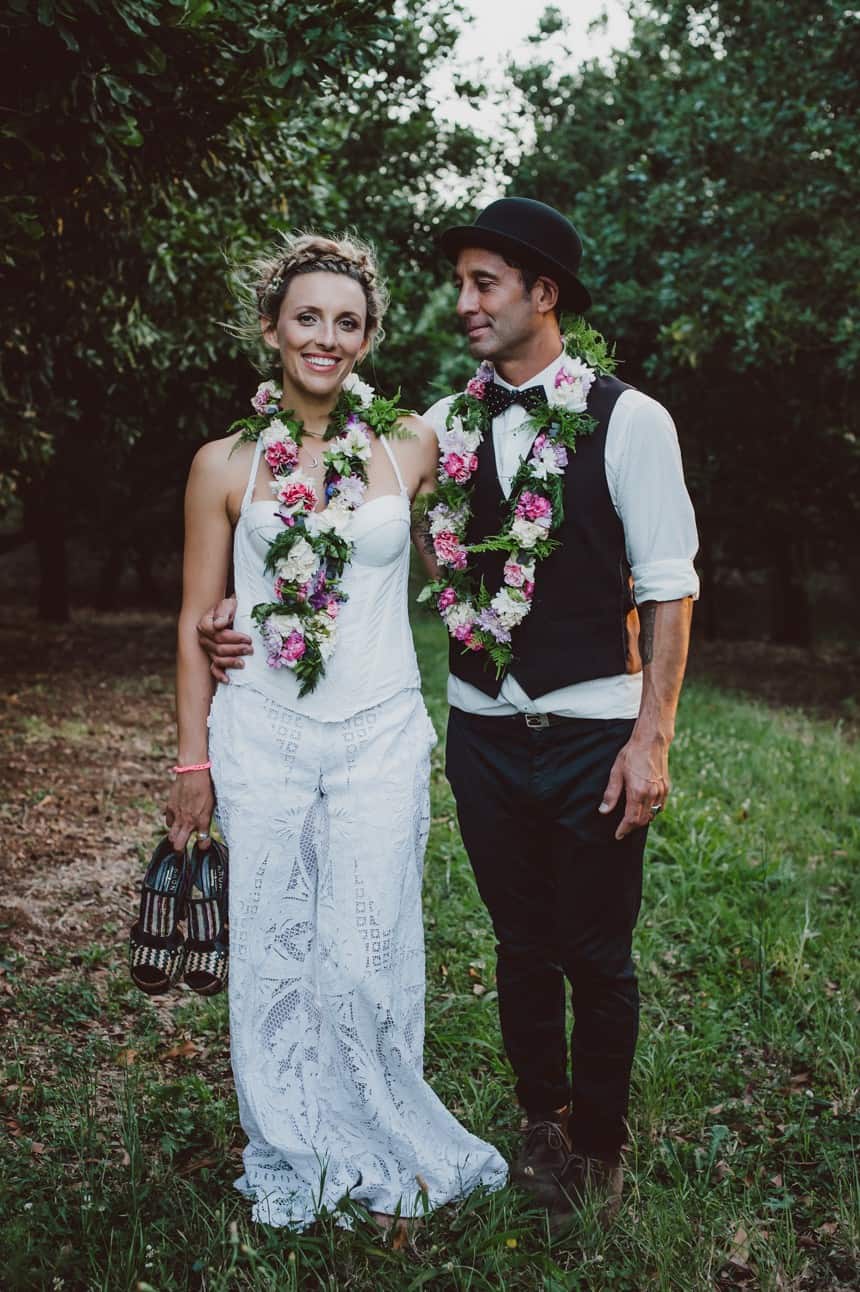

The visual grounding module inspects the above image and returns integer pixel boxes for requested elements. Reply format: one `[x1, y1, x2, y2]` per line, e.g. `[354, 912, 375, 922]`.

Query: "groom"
[199, 197, 698, 1221]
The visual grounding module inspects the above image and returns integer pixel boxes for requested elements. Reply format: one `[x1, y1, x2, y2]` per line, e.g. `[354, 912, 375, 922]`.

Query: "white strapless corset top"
[243, 495, 410, 568]
[230, 494, 420, 721]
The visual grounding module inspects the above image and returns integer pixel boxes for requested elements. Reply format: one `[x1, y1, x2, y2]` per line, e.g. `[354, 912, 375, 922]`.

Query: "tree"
[505, 0, 860, 642]
[1, 0, 485, 616]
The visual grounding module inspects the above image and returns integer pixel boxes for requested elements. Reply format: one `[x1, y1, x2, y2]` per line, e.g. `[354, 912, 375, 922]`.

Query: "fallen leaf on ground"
[176, 1154, 219, 1176]
[159, 1040, 198, 1060]
[728, 1225, 751, 1269]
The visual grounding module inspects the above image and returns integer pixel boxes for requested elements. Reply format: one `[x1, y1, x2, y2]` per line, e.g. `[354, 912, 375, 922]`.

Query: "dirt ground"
[0, 609, 857, 969]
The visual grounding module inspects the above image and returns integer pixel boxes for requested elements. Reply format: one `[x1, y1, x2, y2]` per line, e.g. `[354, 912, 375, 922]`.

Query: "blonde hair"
[232, 231, 388, 360]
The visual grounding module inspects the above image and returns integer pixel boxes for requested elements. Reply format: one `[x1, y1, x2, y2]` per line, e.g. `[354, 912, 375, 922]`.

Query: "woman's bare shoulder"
[397, 413, 439, 452]
[185, 432, 252, 511]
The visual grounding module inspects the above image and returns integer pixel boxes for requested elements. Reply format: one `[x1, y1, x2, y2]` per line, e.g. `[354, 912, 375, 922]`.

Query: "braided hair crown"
[254, 231, 388, 343]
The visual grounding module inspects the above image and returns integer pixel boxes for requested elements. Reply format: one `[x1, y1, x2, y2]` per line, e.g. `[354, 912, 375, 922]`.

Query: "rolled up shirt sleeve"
[422, 395, 456, 442]
[606, 389, 700, 605]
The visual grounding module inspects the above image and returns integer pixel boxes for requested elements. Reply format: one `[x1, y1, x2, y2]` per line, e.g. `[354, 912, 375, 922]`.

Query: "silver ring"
[649, 803, 663, 817]
[197, 832, 211, 842]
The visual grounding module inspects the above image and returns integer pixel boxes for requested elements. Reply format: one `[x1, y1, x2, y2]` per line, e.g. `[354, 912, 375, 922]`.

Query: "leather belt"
[522, 712, 567, 728]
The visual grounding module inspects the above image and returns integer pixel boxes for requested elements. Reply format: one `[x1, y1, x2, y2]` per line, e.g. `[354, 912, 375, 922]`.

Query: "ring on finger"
[649, 803, 663, 817]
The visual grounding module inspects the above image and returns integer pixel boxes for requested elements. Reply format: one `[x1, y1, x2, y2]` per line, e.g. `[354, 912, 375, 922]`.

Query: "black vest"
[449, 373, 640, 698]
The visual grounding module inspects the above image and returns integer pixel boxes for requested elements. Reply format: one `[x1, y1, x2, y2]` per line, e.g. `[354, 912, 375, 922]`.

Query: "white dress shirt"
[423, 351, 700, 719]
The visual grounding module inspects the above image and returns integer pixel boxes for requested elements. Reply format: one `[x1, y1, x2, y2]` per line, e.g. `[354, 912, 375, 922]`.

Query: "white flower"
[548, 358, 596, 414]
[308, 499, 354, 539]
[262, 419, 290, 447]
[342, 372, 375, 407]
[530, 443, 566, 481]
[491, 587, 530, 629]
[428, 503, 466, 536]
[440, 424, 481, 456]
[312, 613, 338, 660]
[268, 611, 303, 641]
[332, 474, 366, 508]
[251, 380, 281, 414]
[442, 602, 476, 632]
[334, 423, 372, 462]
[275, 537, 318, 585]
[510, 516, 545, 549]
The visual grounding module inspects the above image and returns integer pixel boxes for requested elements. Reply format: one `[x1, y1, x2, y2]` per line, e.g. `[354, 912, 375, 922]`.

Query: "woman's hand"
[165, 771, 215, 852]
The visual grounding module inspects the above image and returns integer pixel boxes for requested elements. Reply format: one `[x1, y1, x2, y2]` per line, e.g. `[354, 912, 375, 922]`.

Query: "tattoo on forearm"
[639, 602, 657, 665]
[413, 514, 434, 555]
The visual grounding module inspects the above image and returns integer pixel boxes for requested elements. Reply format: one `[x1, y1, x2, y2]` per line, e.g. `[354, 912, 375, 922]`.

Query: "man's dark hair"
[502, 254, 559, 316]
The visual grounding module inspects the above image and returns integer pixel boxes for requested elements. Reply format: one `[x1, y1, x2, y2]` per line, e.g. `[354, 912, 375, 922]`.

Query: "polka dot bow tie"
[484, 382, 546, 420]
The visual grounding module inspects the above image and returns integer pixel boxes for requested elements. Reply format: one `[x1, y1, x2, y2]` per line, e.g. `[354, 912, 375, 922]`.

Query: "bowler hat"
[440, 196, 591, 314]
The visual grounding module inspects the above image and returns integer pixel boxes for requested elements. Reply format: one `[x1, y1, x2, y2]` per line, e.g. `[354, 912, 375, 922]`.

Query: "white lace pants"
[208, 683, 507, 1228]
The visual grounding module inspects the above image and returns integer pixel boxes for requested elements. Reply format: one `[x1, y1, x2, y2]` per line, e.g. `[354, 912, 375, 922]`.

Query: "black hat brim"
[440, 224, 592, 314]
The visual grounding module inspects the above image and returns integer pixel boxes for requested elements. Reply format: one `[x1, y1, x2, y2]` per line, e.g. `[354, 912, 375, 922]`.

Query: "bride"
[164, 232, 507, 1232]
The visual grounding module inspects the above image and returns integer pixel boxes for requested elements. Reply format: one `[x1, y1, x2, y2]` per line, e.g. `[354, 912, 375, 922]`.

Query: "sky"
[427, 1, 634, 194]
[445, 0, 632, 71]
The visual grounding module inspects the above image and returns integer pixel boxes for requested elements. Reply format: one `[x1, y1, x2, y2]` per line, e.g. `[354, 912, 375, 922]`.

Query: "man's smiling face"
[453, 247, 543, 365]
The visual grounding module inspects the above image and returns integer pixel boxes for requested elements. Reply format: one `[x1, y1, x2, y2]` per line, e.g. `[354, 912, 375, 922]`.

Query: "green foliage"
[506, 0, 860, 640]
[0, 611, 858, 1287]
[0, 0, 487, 614]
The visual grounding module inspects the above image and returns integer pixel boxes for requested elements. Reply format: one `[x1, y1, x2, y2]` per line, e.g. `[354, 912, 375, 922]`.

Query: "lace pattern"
[209, 683, 507, 1227]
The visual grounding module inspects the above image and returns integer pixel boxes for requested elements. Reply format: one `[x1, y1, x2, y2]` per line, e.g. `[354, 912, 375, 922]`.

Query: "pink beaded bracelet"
[172, 761, 212, 774]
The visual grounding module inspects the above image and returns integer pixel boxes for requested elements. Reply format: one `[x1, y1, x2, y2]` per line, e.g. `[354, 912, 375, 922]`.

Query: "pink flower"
[325, 597, 339, 619]
[532, 432, 548, 455]
[434, 530, 468, 570]
[466, 632, 484, 651]
[523, 580, 535, 599]
[515, 491, 552, 525]
[437, 587, 457, 612]
[264, 440, 298, 471]
[466, 377, 488, 400]
[442, 452, 479, 484]
[251, 382, 280, 414]
[503, 561, 525, 588]
[282, 631, 306, 662]
[277, 480, 317, 513]
[453, 622, 473, 642]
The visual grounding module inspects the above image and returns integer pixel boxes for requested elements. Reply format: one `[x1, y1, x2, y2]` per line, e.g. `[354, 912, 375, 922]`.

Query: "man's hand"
[599, 735, 670, 841]
[196, 595, 252, 683]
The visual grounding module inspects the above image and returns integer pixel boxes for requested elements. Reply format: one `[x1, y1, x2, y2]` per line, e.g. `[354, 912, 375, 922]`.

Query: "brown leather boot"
[551, 1151, 624, 1230]
[511, 1107, 571, 1206]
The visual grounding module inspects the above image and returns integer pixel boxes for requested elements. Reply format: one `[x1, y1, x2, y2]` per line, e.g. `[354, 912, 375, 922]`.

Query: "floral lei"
[232, 372, 409, 695]
[418, 320, 617, 675]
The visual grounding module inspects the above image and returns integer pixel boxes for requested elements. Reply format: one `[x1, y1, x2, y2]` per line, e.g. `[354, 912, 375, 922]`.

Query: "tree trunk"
[770, 539, 812, 646]
[96, 546, 125, 611]
[697, 531, 719, 640]
[134, 550, 161, 608]
[35, 500, 70, 622]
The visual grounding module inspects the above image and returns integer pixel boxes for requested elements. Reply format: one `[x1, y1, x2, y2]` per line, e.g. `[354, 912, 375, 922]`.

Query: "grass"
[0, 606, 858, 1291]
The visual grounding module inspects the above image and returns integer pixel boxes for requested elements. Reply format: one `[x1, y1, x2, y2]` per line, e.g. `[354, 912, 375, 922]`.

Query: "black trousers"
[445, 706, 646, 1161]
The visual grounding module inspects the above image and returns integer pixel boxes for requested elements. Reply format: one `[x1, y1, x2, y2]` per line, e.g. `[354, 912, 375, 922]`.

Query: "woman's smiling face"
[264, 271, 370, 399]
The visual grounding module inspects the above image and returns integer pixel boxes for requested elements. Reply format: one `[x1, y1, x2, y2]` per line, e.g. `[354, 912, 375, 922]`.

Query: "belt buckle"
[524, 712, 550, 729]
